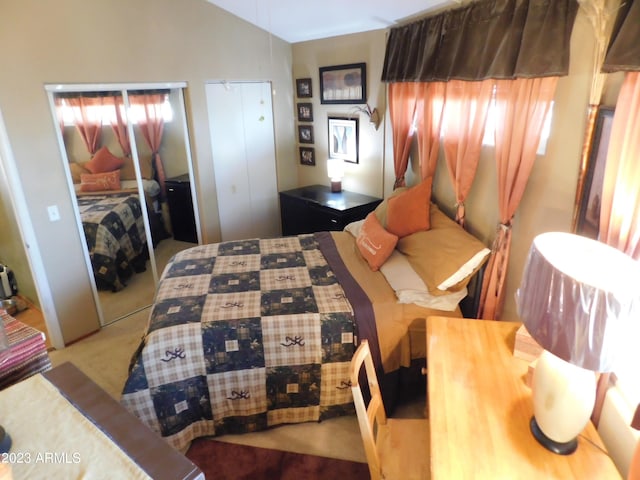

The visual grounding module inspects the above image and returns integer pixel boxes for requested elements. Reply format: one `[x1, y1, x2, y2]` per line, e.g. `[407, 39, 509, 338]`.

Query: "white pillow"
[344, 219, 364, 238]
[380, 250, 467, 311]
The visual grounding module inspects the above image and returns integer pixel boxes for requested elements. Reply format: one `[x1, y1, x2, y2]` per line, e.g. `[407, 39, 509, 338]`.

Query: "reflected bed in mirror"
[47, 83, 200, 326]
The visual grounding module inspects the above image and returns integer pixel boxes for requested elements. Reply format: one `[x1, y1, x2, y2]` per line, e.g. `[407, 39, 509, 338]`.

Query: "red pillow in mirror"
[85, 146, 124, 173]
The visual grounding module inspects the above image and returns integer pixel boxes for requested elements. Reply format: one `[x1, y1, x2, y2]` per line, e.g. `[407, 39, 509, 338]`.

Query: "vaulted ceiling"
[206, 0, 459, 43]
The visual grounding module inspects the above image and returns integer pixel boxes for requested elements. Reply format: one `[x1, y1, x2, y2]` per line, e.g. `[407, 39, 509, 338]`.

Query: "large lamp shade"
[516, 232, 640, 454]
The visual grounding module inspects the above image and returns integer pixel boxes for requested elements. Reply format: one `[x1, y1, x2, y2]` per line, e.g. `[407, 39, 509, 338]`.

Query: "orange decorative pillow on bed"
[356, 212, 398, 271]
[386, 177, 432, 238]
[85, 146, 124, 174]
[80, 170, 121, 192]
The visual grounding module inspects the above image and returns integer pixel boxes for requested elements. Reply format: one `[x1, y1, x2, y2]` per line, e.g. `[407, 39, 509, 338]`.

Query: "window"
[57, 95, 173, 126]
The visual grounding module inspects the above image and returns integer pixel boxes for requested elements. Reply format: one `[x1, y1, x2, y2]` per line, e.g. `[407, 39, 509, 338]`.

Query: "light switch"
[47, 205, 61, 222]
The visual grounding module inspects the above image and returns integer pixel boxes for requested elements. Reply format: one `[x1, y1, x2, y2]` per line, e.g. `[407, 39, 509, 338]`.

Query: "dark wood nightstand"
[165, 174, 197, 244]
[279, 184, 382, 236]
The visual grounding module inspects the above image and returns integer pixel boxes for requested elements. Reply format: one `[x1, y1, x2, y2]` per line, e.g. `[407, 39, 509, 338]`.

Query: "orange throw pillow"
[386, 178, 433, 238]
[356, 212, 398, 271]
[85, 146, 124, 173]
[80, 170, 121, 192]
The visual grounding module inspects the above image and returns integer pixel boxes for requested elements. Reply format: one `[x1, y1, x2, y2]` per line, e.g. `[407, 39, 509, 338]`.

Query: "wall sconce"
[327, 158, 345, 193]
[354, 104, 381, 130]
[516, 232, 640, 455]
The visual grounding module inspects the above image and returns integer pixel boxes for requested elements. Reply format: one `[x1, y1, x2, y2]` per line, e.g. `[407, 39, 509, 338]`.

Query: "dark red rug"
[185, 437, 370, 479]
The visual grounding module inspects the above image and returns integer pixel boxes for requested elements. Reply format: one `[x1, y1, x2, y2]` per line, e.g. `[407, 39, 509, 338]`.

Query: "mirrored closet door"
[46, 83, 201, 326]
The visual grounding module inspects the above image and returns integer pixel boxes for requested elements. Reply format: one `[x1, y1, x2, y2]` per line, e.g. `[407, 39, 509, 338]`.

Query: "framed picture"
[299, 146, 315, 166]
[328, 116, 359, 164]
[319, 63, 366, 104]
[575, 106, 615, 239]
[297, 103, 313, 122]
[296, 78, 312, 98]
[298, 125, 314, 144]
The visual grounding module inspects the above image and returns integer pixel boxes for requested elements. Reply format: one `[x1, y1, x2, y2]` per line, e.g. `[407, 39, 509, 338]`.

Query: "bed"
[76, 191, 149, 291]
[121, 187, 490, 452]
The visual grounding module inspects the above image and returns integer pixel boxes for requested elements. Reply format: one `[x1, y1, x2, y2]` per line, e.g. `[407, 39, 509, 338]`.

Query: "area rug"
[185, 437, 370, 480]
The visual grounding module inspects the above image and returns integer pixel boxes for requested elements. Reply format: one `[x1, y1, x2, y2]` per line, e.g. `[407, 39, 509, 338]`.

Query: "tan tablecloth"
[0, 374, 151, 479]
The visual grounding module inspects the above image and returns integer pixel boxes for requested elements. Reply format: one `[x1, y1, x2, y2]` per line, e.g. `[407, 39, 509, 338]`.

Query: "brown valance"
[381, 0, 579, 82]
[602, 0, 640, 72]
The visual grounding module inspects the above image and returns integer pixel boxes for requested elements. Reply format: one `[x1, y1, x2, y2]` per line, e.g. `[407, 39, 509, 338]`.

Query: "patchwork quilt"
[121, 234, 363, 451]
[77, 193, 147, 291]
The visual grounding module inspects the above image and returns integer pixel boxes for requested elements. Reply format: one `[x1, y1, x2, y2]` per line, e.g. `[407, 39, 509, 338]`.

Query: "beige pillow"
[119, 155, 154, 180]
[397, 203, 490, 295]
[69, 162, 90, 184]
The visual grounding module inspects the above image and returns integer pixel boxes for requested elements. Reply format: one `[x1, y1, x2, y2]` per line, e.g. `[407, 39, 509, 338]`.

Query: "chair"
[350, 340, 430, 480]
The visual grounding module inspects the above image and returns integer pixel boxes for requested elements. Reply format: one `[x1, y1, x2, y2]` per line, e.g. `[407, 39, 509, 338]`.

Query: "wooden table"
[0, 362, 203, 479]
[426, 316, 621, 479]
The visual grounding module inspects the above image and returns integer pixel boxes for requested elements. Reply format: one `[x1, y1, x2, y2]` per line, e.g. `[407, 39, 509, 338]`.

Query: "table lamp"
[516, 232, 640, 455]
[327, 158, 345, 193]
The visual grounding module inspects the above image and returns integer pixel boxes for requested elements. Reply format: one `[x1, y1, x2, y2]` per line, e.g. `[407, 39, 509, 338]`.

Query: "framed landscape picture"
[319, 63, 366, 104]
[328, 116, 358, 163]
[299, 147, 315, 166]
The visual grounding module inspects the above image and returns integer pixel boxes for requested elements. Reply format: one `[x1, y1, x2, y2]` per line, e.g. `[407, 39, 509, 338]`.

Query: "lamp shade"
[327, 158, 345, 180]
[516, 232, 640, 372]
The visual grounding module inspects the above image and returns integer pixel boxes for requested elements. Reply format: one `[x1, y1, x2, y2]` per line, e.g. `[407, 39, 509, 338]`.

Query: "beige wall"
[0, 0, 295, 343]
[0, 1, 621, 337]
[294, 11, 608, 322]
[292, 30, 387, 198]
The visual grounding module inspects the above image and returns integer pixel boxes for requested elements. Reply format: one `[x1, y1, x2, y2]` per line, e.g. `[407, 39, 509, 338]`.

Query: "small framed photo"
[299, 147, 315, 166]
[296, 78, 312, 98]
[319, 63, 366, 104]
[297, 103, 313, 122]
[328, 116, 359, 163]
[298, 125, 314, 144]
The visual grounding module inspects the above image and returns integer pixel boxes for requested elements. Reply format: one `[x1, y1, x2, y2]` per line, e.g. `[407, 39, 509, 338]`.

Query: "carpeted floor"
[186, 437, 370, 480]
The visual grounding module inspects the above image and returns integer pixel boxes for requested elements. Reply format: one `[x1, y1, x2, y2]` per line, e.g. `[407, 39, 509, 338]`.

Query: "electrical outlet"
[47, 205, 60, 222]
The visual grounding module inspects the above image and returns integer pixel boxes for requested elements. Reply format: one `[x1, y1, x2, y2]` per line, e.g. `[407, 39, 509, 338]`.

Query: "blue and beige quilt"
[121, 233, 368, 451]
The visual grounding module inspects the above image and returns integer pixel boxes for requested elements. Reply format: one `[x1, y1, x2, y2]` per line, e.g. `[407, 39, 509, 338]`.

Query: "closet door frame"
[45, 81, 197, 326]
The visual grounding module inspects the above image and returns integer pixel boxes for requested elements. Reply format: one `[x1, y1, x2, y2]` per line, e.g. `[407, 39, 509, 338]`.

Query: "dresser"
[165, 174, 197, 243]
[279, 184, 382, 236]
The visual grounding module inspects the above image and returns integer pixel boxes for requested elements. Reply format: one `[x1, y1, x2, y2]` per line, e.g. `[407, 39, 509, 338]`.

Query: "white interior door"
[206, 81, 279, 241]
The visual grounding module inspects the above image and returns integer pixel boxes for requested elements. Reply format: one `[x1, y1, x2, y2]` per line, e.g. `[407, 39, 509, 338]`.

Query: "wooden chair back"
[350, 339, 388, 480]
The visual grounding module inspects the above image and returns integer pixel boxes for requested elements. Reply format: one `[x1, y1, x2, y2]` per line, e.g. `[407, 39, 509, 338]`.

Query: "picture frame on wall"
[297, 103, 313, 122]
[575, 106, 615, 240]
[328, 116, 359, 164]
[298, 125, 314, 144]
[319, 63, 366, 104]
[299, 147, 315, 166]
[296, 78, 312, 98]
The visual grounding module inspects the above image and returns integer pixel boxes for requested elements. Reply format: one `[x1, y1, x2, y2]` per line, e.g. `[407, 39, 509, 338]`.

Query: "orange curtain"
[441, 79, 494, 225]
[109, 95, 131, 157]
[67, 96, 104, 155]
[388, 83, 419, 188]
[598, 72, 640, 258]
[131, 93, 167, 197]
[477, 76, 558, 320]
[415, 82, 445, 181]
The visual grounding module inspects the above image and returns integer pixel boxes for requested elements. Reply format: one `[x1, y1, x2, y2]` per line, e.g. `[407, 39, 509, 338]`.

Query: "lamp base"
[330, 180, 342, 193]
[530, 417, 577, 455]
